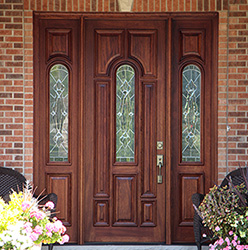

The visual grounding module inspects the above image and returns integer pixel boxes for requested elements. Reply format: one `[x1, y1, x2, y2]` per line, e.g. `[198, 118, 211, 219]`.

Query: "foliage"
[0, 183, 69, 250]
[198, 170, 248, 250]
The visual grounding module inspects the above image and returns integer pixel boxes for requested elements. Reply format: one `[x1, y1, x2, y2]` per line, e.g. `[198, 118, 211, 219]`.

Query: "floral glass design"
[182, 65, 201, 162]
[49, 64, 69, 162]
[116, 65, 135, 162]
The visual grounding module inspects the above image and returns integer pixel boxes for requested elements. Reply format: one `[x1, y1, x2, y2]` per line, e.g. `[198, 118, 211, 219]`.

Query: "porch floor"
[42, 245, 209, 250]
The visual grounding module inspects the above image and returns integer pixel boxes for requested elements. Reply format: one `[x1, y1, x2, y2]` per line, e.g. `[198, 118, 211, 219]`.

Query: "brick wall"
[0, 0, 248, 183]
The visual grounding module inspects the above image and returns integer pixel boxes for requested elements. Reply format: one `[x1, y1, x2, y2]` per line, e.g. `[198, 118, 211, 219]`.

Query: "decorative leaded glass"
[182, 65, 201, 162]
[116, 65, 135, 162]
[49, 64, 69, 162]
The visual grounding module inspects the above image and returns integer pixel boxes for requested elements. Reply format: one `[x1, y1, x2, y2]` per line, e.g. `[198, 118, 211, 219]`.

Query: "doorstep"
[42, 246, 209, 250]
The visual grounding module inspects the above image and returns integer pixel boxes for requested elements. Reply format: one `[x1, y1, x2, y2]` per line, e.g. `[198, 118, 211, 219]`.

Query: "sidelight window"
[182, 64, 201, 162]
[116, 65, 135, 162]
[49, 64, 69, 162]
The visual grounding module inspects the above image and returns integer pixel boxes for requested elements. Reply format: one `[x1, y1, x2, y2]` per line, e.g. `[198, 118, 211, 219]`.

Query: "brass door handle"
[157, 155, 163, 184]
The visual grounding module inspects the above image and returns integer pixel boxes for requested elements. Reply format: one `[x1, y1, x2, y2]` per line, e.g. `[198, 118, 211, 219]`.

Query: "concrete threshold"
[42, 245, 209, 250]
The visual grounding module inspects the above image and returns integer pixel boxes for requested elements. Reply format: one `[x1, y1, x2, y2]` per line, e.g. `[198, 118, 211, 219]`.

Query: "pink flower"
[215, 226, 220, 231]
[53, 220, 63, 233]
[45, 201, 55, 209]
[218, 238, 224, 245]
[30, 210, 46, 220]
[225, 237, 230, 246]
[45, 222, 54, 232]
[232, 240, 237, 247]
[59, 225, 66, 234]
[46, 231, 52, 237]
[24, 222, 33, 234]
[59, 234, 69, 244]
[34, 225, 43, 235]
[234, 235, 238, 241]
[229, 231, 233, 236]
[30, 232, 39, 241]
[22, 201, 31, 211]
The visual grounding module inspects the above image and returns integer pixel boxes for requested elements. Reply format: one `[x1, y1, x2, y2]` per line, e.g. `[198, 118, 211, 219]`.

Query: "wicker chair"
[0, 167, 57, 250]
[192, 167, 248, 250]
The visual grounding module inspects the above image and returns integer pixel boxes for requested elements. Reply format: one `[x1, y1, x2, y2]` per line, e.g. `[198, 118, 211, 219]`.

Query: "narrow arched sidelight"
[49, 64, 69, 162]
[182, 65, 201, 162]
[116, 65, 135, 162]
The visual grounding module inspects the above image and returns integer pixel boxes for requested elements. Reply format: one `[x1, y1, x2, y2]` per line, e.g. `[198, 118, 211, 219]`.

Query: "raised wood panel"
[141, 201, 157, 227]
[46, 173, 72, 226]
[128, 30, 157, 77]
[94, 82, 110, 198]
[94, 200, 109, 227]
[113, 175, 137, 226]
[180, 30, 205, 61]
[179, 174, 204, 226]
[141, 83, 156, 198]
[95, 30, 124, 76]
[46, 29, 72, 61]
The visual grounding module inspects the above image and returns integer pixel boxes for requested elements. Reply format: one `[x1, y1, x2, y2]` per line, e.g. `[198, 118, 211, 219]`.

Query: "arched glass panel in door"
[49, 64, 69, 162]
[182, 64, 201, 162]
[116, 65, 135, 162]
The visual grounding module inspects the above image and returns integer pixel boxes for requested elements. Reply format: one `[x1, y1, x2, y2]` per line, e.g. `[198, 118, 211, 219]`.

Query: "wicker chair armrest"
[35, 192, 58, 219]
[192, 192, 205, 208]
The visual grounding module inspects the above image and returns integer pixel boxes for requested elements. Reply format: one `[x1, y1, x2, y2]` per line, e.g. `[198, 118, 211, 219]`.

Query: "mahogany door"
[34, 13, 217, 245]
[84, 18, 167, 242]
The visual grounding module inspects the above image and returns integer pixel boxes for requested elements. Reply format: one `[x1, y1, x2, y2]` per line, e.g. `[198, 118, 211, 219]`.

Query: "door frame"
[33, 12, 218, 245]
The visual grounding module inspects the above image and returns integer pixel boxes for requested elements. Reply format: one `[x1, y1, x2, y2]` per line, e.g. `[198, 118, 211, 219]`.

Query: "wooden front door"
[84, 19, 166, 242]
[34, 13, 218, 244]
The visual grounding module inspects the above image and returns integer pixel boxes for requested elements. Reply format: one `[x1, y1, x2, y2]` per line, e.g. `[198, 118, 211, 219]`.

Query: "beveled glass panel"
[182, 65, 201, 162]
[49, 64, 69, 162]
[116, 65, 135, 162]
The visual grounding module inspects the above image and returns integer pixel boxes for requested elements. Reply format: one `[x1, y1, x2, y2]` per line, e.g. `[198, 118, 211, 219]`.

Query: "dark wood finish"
[171, 16, 218, 243]
[84, 19, 166, 242]
[34, 17, 80, 242]
[33, 12, 218, 245]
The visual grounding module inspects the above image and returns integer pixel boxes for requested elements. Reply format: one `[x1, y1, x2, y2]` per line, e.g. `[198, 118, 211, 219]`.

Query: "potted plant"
[196, 171, 248, 250]
[0, 183, 69, 250]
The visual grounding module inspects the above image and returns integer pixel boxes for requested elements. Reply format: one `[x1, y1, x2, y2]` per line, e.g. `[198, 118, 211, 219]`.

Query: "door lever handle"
[157, 155, 163, 184]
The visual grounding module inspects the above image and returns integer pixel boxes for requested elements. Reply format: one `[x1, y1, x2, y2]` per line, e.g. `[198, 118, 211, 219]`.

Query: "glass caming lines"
[182, 65, 201, 162]
[116, 65, 135, 162]
[49, 64, 69, 162]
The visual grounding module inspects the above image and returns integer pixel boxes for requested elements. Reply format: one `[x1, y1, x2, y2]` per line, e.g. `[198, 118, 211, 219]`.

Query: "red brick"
[0, 93, 12, 98]
[238, 143, 248, 148]
[238, 80, 248, 85]
[5, 24, 22, 29]
[0, 4, 11, 9]
[5, 11, 22, 16]
[0, 17, 11, 22]
[229, 24, 246, 29]
[229, 112, 245, 117]
[238, 131, 248, 135]
[228, 149, 245, 154]
[0, 130, 12, 135]
[229, 11, 247, 17]
[6, 74, 23, 79]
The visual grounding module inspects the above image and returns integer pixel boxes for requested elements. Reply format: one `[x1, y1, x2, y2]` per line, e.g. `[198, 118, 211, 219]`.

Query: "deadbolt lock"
[157, 141, 163, 150]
